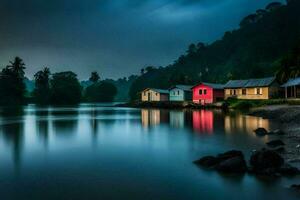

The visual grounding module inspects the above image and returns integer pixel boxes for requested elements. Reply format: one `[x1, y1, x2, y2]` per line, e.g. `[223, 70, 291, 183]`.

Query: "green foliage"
[34, 67, 51, 104]
[129, 0, 300, 101]
[50, 71, 82, 105]
[276, 41, 300, 83]
[84, 81, 117, 102]
[89, 71, 100, 83]
[0, 57, 26, 105]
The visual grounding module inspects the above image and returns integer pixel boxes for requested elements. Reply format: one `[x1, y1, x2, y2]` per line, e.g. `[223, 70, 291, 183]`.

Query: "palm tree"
[7, 57, 26, 78]
[34, 67, 51, 104]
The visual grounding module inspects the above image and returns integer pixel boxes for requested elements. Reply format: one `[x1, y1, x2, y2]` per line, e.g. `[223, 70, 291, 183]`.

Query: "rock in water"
[194, 156, 219, 168]
[217, 150, 244, 161]
[254, 128, 268, 136]
[266, 140, 285, 148]
[250, 149, 284, 174]
[194, 150, 247, 173]
[278, 164, 300, 176]
[290, 184, 300, 192]
[216, 156, 247, 173]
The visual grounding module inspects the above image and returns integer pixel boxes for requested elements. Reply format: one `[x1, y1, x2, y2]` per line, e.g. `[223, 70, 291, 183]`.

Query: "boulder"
[266, 140, 285, 148]
[290, 184, 300, 192]
[216, 156, 247, 173]
[278, 164, 300, 176]
[194, 150, 247, 173]
[217, 150, 244, 161]
[273, 146, 285, 153]
[250, 149, 284, 174]
[254, 128, 268, 136]
[194, 156, 219, 168]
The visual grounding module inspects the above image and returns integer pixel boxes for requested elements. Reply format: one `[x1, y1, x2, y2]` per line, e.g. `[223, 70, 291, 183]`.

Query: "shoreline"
[118, 101, 300, 167]
[249, 105, 300, 166]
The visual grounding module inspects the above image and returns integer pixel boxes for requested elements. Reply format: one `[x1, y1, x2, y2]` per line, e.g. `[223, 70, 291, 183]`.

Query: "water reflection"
[0, 105, 296, 200]
[141, 109, 169, 128]
[0, 107, 25, 172]
[192, 110, 214, 134]
[224, 114, 270, 135]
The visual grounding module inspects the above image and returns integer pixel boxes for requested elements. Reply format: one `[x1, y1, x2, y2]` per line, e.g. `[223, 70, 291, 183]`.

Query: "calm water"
[0, 104, 299, 200]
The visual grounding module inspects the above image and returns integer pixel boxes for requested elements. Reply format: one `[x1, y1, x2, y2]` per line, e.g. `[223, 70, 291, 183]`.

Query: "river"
[0, 104, 299, 199]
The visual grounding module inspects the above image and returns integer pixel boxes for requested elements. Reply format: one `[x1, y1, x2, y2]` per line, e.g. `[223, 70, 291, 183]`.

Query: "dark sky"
[0, 0, 284, 80]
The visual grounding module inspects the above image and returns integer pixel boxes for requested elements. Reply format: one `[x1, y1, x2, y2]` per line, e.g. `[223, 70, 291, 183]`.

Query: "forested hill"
[129, 0, 300, 100]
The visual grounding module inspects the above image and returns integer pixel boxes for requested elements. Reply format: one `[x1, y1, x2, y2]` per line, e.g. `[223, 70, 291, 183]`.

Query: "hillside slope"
[129, 0, 300, 100]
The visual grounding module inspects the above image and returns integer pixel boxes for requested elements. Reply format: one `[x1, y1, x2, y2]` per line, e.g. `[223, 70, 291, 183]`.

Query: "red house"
[192, 82, 225, 105]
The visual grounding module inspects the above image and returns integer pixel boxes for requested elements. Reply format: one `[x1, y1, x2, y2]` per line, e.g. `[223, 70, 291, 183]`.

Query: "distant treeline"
[129, 0, 300, 101]
[0, 57, 118, 105]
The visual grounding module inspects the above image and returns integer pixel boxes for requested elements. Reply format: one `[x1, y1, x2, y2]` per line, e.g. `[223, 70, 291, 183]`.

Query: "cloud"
[0, 0, 284, 79]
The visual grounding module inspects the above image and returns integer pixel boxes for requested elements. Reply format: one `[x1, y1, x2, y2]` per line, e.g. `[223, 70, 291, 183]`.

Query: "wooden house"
[281, 77, 300, 98]
[169, 85, 193, 102]
[141, 88, 169, 102]
[224, 77, 280, 100]
[192, 83, 225, 105]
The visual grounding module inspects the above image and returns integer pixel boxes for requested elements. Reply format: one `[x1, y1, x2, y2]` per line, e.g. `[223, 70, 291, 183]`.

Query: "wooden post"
[295, 86, 297, 98]
[285, 87, 288, 99]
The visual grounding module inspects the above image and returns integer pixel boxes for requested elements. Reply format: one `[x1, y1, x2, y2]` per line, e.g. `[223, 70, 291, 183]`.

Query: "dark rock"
[266, 140, 285, 148]
[278, 164, 300, 176]
[254, 128, 268, 136]
[250, 149, 284, 174]
[194, 150, 247, 174]
[273, 146, 285, 153]
[290, 184, 300, 191]
[216, 156, 247, 173]
[217, 150, 244, 161]
[194, 156, 219, 168]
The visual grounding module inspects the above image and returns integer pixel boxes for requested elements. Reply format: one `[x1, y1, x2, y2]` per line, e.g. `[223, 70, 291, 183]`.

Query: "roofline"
[141, 88, 169, 94]
[168, 85, 192, 91]
[191, 82, 224, 89]
[224, 77, 277, 88]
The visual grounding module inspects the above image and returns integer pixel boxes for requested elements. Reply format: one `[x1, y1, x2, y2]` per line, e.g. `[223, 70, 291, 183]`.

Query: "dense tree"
[266, 2, 283, 11]
[50, 71, 82, 105]
[239, 14, 258, 27]
[33, 67, 51, 104]
[0, 57, 26, 105]
[129, 0, 300, 100]
[276, 42, 300, 83]
[84, 81, 117, 102]
[89, 71, 100, 83]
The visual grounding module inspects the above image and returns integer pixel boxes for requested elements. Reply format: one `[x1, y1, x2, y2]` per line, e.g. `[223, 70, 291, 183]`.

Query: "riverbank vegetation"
[0, 57, 118, 106]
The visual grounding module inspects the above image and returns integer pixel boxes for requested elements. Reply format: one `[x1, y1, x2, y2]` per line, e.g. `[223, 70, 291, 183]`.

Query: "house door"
[201, 100, 205, 105]
[148, 93, 151, 101]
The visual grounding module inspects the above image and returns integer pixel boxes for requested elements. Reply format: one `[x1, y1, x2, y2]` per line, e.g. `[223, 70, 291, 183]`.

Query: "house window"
[242, 89, 246, 95]
[203, 89, 207, 95]
[178, 91, 180, 95]
[256, 88, 262, 95]
[199, 89, 202, 95]
[173, 91, 176, 95]
[230, 90, 232, 95]
[156, 93, 158, 96]
[144, 92, 146, 96]
[233, 90, 237, 95]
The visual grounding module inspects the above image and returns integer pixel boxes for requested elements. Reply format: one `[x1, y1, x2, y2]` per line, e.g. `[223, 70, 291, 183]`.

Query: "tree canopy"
[34, 67, 51, 104]
[84, 81, 117, 102]
[0, 57, 26, 105]
[129, 0, 300, 100]
[50, 71, 82, 105]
